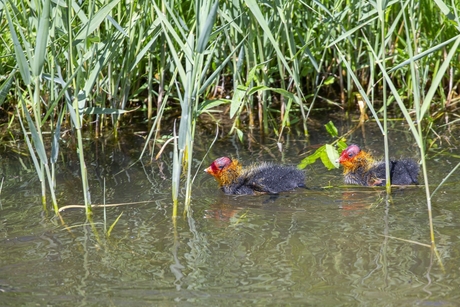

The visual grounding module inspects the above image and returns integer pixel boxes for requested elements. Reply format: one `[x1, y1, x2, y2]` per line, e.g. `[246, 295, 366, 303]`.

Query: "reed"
[1, 0, 459, 218]
[325, 0, 459, 248]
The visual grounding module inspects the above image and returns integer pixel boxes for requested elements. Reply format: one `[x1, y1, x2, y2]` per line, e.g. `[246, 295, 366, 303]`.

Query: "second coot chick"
[338, 144, 419, 186]
[205, 157, 306, 195]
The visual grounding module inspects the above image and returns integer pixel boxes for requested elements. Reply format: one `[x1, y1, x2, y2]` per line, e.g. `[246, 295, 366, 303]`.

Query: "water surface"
[1, 121, 460, 306]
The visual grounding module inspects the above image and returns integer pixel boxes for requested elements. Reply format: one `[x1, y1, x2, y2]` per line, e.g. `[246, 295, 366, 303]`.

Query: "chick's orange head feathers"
[338, 144, 361, 164]
[205, 156, 232, 177]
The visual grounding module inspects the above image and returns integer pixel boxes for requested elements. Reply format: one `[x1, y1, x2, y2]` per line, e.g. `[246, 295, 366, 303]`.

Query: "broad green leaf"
[320, 148, 337, 170]
[106, 15, 128, 37]
[298, 146, 324, 169]
[236, 46, 245, 73]
[83, 41, 116, 96]
[130, 19, 162, 71]
[71, 0, 88, 24]
[51, 0, 67, 7]
[325, 144, 340, 169]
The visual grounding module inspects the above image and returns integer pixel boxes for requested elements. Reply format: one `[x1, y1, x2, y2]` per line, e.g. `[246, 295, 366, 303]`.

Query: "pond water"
[1, 119, 460, 306]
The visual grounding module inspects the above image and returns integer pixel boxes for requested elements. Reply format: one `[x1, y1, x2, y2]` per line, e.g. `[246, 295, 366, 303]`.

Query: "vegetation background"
[1, 0, 459, 226]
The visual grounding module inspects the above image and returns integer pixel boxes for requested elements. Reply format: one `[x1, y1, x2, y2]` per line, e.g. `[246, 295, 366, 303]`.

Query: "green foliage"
[1, 0, 459, 210]
[298, 121, 347, 170]
[298, 144, 338, 170]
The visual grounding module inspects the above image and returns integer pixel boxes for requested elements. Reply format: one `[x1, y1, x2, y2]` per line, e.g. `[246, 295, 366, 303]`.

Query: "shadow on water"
[1, 121, 460, 305]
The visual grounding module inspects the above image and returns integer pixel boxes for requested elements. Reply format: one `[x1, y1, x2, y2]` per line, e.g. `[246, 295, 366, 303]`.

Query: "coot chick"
[338, 144, 419, 186]
[205, 157, 306, 195]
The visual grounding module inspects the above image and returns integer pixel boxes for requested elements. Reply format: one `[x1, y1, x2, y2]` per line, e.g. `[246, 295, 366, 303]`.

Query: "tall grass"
[328, 0, 459, 249]
[1, 0, 459, 225]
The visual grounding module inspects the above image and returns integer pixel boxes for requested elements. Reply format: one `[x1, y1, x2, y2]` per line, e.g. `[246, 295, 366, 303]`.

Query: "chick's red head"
[338, 144, 361, 164]
[205, 157, 232, 177]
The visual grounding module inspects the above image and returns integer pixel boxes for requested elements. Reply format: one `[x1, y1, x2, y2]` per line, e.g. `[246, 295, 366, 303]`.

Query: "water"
[1, 121, 460, 306]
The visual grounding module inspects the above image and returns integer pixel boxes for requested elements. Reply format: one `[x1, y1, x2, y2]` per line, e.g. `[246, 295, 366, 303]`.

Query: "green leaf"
[230, 85, 247, 118]
[0, 71, 15, 107]
[298, 146, 324, 169]
[235, 128, 244, 142]
[325, 144, 340, 169]
[433, 0, 455, 19]
[17, 109, 43, 181]
[5, 6, 30, 85]
[107, 212, 123, 237]
[197, 1, 219, 53]
[21, 100, 48, 166]
[325, 121, 338, 137]
[298, 144, 341, 170]
[51, 109, 63, 164]
[32, 0, 50, 77]
[246, 86, 302, 106]
[320, 148, 337, 170]
[337, 140, 348, 152]
[199, 99, 230, 112]
[389, 35, 460, 73]
[75, 0, 121, 40]
[324, 76, 335, 85]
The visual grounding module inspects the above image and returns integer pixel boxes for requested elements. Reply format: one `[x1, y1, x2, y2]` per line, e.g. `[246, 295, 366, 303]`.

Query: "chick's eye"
[348, 152, 354, 158]
[218, 165, 224, 169]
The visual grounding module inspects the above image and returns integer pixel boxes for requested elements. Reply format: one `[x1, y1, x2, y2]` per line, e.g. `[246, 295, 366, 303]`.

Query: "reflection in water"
[170, 240, 185, 291]
[339, 189, 384, 213]
[204, 203, 244, 222]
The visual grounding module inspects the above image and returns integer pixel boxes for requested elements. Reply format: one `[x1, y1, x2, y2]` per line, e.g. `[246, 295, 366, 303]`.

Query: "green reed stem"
[377, 0, 391, 194]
